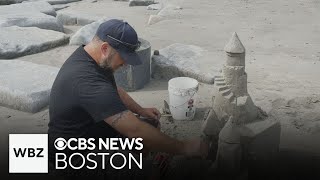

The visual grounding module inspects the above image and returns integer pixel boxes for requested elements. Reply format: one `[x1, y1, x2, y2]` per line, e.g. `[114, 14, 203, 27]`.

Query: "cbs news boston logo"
[9, 134, 143, 173]
[9, 134, 48, 173]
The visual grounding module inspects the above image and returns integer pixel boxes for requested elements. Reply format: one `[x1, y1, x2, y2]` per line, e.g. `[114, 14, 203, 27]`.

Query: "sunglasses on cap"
[106, 35, 141, 52]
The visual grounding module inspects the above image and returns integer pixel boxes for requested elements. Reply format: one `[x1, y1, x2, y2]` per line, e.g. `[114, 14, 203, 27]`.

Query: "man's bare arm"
[117, 87, 144, 115]
[104, 110, 188, 155]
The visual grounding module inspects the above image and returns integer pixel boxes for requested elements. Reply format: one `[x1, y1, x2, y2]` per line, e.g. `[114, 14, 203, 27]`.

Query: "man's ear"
[100, 42, 110, 56]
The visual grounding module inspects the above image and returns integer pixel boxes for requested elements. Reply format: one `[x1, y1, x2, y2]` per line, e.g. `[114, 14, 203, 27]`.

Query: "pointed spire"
[224, 32, 245, 54]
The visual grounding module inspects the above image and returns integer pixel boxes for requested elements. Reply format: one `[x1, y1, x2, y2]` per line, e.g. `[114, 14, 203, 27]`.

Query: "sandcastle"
[202, 32, 281, 173]
[202, 32, 260, 136]
[212, 32, 258, 126]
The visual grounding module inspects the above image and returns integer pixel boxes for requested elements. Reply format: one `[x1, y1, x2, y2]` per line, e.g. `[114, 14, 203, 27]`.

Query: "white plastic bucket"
[168, 77, 199, 120]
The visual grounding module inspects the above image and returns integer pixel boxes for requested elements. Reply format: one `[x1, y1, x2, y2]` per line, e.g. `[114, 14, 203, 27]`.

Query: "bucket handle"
[169, 91, 197, 109]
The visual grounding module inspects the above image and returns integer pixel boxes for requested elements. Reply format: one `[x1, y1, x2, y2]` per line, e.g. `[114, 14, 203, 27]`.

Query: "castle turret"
[205, 32, 258, 127]
[202, 33, 279, 174]
[223, 32, 247, 97]
[224, 32, 245, 66]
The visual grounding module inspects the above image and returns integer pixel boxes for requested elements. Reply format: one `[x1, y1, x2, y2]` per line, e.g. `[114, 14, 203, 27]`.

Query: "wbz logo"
[13, 147, 44, 158]
[9, 134, 48, 173]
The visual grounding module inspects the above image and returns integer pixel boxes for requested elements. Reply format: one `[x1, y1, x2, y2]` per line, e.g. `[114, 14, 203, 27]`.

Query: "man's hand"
[181, 139, 209, 158]
[139, 107, 161, 120]
[117, 87, 161, 121]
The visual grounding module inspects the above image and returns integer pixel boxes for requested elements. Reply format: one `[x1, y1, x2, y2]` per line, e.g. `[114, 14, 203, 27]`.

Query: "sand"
[1, 0, 320, 172]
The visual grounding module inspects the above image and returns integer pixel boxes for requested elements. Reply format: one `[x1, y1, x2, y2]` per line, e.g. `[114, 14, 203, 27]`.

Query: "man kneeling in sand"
[48, 19, 208, 179]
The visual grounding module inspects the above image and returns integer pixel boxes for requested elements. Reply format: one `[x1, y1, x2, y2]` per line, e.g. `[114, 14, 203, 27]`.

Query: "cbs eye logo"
[54, 138, 67, 150]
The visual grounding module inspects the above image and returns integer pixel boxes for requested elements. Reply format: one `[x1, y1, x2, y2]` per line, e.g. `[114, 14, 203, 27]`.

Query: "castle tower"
[202, 33, 280, 174]
[223, 32, 247, 97]
[204, 32, 258, 130]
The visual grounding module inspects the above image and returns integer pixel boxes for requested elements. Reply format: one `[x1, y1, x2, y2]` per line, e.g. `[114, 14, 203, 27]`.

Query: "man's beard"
[99, 51, 115, 73]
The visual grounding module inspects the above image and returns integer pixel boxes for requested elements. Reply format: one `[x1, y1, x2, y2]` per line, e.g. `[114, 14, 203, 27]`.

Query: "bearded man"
[48, 19, 208, 179]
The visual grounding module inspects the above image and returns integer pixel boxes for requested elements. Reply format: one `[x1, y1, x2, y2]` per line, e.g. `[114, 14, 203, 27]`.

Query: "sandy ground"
[1, 0, 320, 171]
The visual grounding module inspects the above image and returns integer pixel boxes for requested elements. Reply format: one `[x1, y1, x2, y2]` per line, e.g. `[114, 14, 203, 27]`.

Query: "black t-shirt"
[48, 46, 127, 160]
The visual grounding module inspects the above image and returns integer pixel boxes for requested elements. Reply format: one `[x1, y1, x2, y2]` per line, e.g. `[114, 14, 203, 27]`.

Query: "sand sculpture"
[202, 32, 281, 173]
[203, 32, 260, 136]
[212, 32, 258, 126]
